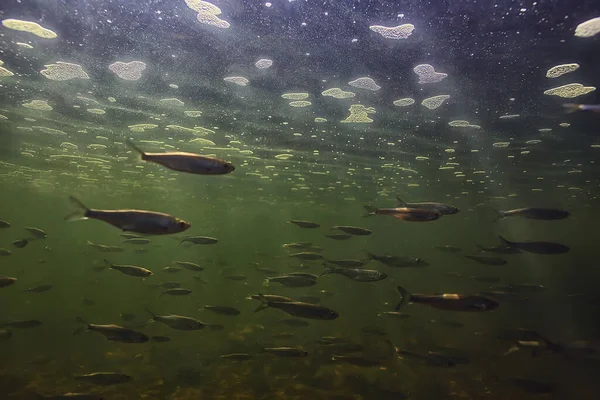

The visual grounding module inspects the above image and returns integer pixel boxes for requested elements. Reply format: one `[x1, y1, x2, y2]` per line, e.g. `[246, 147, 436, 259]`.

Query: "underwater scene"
[1, 0, 600, 399]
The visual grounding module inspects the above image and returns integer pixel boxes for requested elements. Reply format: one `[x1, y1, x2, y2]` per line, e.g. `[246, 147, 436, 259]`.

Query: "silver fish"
[145, 309, 204, 330]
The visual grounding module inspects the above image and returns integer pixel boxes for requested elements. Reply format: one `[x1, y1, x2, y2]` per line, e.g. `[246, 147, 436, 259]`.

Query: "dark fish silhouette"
[494, 207, 569, 221]
[465, 254, 507, 266]
[395, 286, 499, 312]
[498, 236, 569, 254]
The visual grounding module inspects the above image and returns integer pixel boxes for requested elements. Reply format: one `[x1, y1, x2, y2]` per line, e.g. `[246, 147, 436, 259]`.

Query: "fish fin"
[254, 294, 270, 313]
[562, 103, 581, 114]
[395, 286, 411, 311]
[144, 308, 156, 320]
[497, 235, 512, 247]
[491, 209, 506, 222]
[320, 264, 335, 277]
[103, 259, 114, 269]
[396, 196, 407, 207]
[362, 205, 377, 217]
[365, 251, 376, 260]
[65, 196, 90, 222]
[126, 140, 147, 161]
[75, 316, 89, 327]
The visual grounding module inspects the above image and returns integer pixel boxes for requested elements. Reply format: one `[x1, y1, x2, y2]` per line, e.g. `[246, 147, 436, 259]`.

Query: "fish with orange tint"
[65, 196, 191, 235]
[395, 285, 499, 312]
[127, 140, 235, 175]
[363, 205, 441, 222]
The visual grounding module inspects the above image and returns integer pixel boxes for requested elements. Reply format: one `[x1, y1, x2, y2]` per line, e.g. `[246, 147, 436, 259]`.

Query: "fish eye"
[415, 258, 421, 263]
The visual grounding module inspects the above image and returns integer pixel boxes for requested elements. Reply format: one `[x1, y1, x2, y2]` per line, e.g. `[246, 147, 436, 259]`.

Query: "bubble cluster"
[87, 109, 106, 115]
[321, 88, 355, 99]
[1, 19, 57, 39]
[281, 93, 309, 100]
[107, 97, 116, 103]
[23, 100, 52, 111]
[314, 118, 327, 122]
[41, 62, 90, 81]
[186, 1, 231, 29]
[546, 63, 580, 78]
[341, 104, 376, 123]
[17, 42, 33, 49]
[108, 61, 147, 81]
[369, 24, 415, 40]
[160, 98, 185, 107]
[574, 17, 600, 38]
[543, 83, 596, 98]
[413, 64, 447, 84]
[393, 98, 415, 107]
[289, 101, 311, 107]
[421, 95, 450, 109]
[184, 110, 203, 117]
[449, 120, 480, 129]
[499, 114, 520, 119]
[348, 77, 381, 91]
[128, 124, 158, 132]
[223, 76, 249, 86]
[255, 59, 273, 69]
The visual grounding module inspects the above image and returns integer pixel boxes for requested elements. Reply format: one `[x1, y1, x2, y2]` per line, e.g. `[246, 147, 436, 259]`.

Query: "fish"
[434, 245, 462, 252]
[38, 393, 105, 399]
[0, 319, 43, 329]
[12, 239, 28, 248]
[0, 248, 11, 256]
[366, 252, 427, 268]
[395, 286, 499, 312]
[475, 244, 521, 254]
[73, 372, 132, 385]
[0, 220, 11, 228]
[253, 266, 279, 274]
[76, 317, 148, 343]
[282, 242, 313, 249]
[221, 353, 253, 360]
[321, 265, 387, 282]
[25, 226, 47, 239]
[201, 305, 240, 316]
[86, 241, 124, 252]
[162, 266, 182, 273]
[65, 196, 191, 235]
[0, 275, 17, 288]
[248, 294, 294, 304]
[205, 323, 225, 331]
[120, 233, 142, 239]
[378, 311, 410, 319]
[397, 349, 468, 367]
[120, 313, 136, 321]
[289, 252, 323, 260]
[288, 220, 320, 228]
[254, 294, 339, 320]
[104, 259, 152, 277]
[465, 254, 507, 266]
[151, 335, 171, 342]
[330, 354, 382, 366]
[122, 238, 151, 245]
[498, 235, 569, 254]
[152, 281, 181, 289]
[325, 258, 367, 268]
[145, 309, 205, 330]
[24, 284, 53, 293]
[324, 233, 352, 240]
[161, 288, 192, 296]
[263, 347, 309, 357]
[0, 329, 12, 341]
[224, 275, 246, 281]
[193, 276, 209, 283]
[175, 261, 205, 271]
[127, 140, 235, 175]
[563, 103, 600, 113]
[394, 196, 459, 215]
[493, 207, 569, 221]
[331, 225, 372, 236]
[81, 298, 95, 306]
[266, 275, 317, 287]
[363, 205, 441, 222]
[180, 236, 218, 245]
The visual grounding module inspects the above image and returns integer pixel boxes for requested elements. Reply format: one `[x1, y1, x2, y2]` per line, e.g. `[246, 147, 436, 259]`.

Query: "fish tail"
[144, 308, 156, 320]
[65, 196, 90, 222]
[366, 251, 376, 260]
[396, 196, 407, 207]
[254, 294, 269, 313]
[491, 209, 506, 222]
[126, 140, 147, 160]
[562, 103, 581, 114]
[320, 264, 335, 277]
[362, 205, 377, 217]
[75, 316, 89, 328]
[395, 286, 411, 311]
[103, 259, 114, 269]
[498, 235, 512, 247]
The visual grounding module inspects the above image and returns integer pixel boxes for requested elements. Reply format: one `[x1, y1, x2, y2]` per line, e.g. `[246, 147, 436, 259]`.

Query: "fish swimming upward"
[127, 140, 235, 175]
[65, 196, 191, 235]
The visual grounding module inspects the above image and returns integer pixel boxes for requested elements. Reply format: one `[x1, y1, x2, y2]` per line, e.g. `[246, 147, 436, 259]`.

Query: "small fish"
[326, 258, 367, 268]
[65, 196, 191, 235]
[510, 283, 547, 292]
[324, 234, 352, 240]
[12, 239, 28, 248]
[465, 254, 507, 266]
[76, 317, 148, 343]
[395, 196, 460, 215]
[434, 245, 462, 253]
[162, 288, 192, 296]
[273, 332, 295, 339]
[367, 252, 427, 268]
[397, 349, 467, 367]
[363, 205, 441, 222]
[127, 140, 235, 175]
[25, 226, 47, 239]
[0, 220, 11, 228]
[0, 275, 17, 288]
[289, 252, 323, 260]
[201, 305, 240, 316]
[254, 295, 339, 320]
[266, 275, 317, 287]
[321, 265, 387, 282]
[395, 286, 499, 312]
[175, 261, 205, 271]
[122, 238, 151, 245]
[282, 242, 313, 249]
[193, 276, 209, 283]
[248, 294, 294, 304]
[81, 298, 95, 306]
[205, 323, 225, 331]
[475, 244, 521, 254]
[153, 281, 181, 289]
[254, 266, 279, 274]
[0, 329, 12, 341]
[162, 266, 182, 273]
[498, 235, 569, 254]
[86, 241, 124, 253]
[145, 309, 205, 330]
[120, 313, 136, 321]
[120, 233, 142, 239]
[24, 284, 53, 293]
[493, 207, 569, 221]
[0, 248, 11, 256]
[331, 354, 382, 366]
[39, 393, 105, 400]
[263, 347, 309, 357]
[73, 372, 132, 385]
[378, 311, 410, 319]
[331, 225, 372, 236]
[180, 236, 218, 245]
[288, 220, 320, 228]
[221, 353, 253, 360]
[0, 319, 43, 329]
[151, 335, 171, 342]
[104, 259, 152, 277]
[563, 103, 600, 113]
